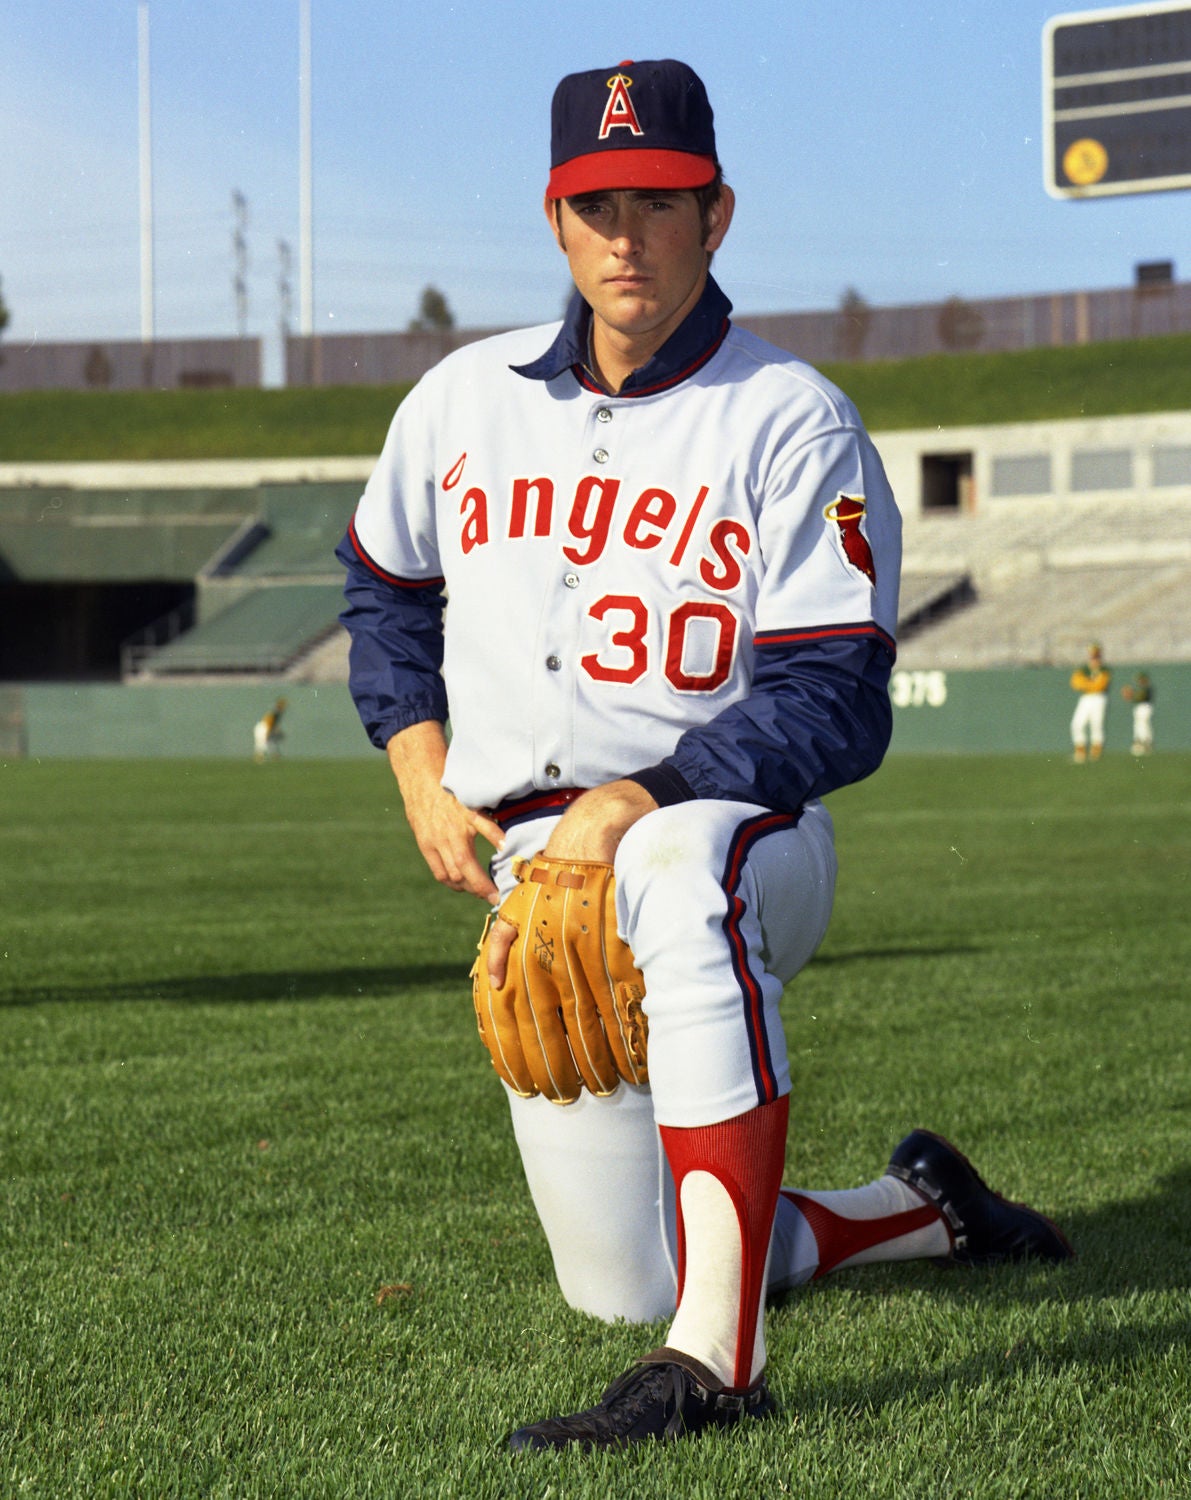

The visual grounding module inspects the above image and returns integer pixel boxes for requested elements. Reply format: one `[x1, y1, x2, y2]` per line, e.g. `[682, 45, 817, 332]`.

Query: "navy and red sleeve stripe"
[335, 524, 449, 750]
[625, 624, 896, 814]
[754, 622, 896, 653]
[344, 513, 445, 590]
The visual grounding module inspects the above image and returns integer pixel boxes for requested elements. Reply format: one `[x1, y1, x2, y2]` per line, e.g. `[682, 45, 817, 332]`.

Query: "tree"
[84, 346, 113, 388]
[937, 295, 985, 351]
[0, 275, 10, 341]
[408, 285, 455, 332]
[836, 286, 872, 361]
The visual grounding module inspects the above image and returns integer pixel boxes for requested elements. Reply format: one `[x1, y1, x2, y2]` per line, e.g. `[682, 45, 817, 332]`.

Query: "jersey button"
[593, 447, 609, 464]
[546, 655, 562, 671]
[563, 572, 580, 589]
[545, 762, 561, 779]
[596, 406, 613, 423]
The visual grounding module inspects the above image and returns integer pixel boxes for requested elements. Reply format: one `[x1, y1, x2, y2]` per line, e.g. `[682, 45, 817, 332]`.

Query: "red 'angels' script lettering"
[624, 488, 677, 550]
[699, 518, 751, 592]
[668, 485, 708, 567]
[460, 488, 489, 555]
[509, 476, 554, 538]
[442, 453, 467, 490]
[564, 476, 621, 565]
[453, 474, 750, 592]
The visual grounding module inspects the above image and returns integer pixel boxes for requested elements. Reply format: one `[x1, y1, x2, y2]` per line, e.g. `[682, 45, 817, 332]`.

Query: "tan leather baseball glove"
[470, 854, 649, 1105]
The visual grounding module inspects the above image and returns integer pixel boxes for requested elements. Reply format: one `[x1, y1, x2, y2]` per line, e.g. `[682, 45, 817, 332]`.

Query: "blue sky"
[1, 0, 1188, 374]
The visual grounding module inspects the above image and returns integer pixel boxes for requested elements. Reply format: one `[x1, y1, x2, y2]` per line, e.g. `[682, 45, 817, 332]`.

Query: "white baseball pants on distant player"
[1070, 693, 1107, 748]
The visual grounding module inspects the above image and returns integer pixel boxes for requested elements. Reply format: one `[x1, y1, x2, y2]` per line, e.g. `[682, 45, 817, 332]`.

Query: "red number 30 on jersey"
[581, 594, 739, 693]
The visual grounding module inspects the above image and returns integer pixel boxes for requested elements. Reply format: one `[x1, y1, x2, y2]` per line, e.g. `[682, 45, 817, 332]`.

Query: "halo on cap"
[547, 58, 718, 199]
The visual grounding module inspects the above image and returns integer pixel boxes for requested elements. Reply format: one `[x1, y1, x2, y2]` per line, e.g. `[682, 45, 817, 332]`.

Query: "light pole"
[138, 2, 155, 343]
[299, 0, 313, 337]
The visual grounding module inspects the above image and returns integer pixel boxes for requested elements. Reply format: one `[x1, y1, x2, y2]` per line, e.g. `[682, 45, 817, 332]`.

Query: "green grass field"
[2, 754, 1189, 1498]
[3, 332, 1191, 461]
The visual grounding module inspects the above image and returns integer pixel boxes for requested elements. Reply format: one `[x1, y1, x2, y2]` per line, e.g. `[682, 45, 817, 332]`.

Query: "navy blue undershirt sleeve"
[625, 633, 894, 813]
[335, 530, 448, 749]
[623, 763, 698, 807]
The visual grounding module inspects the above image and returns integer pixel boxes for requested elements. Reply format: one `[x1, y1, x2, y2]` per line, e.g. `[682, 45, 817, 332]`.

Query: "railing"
[120, 599, 196, 680]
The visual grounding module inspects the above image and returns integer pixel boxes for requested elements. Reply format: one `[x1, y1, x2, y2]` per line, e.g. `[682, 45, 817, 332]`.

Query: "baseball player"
[337, 58, 1073, 1451]
[1121, 670, 1154, 755]
[252, 697, 287, 762]
[1070, 644, 1111, 762]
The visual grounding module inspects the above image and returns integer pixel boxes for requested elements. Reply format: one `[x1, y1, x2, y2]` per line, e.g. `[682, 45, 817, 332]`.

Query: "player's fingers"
[426, 845, 498, 903]
[485, 917, 517, 988]
[472, 812, 506, 852]
[413, 807, 499, 901]
[444, 840, 499, 903]
[461, 858, 500, 904]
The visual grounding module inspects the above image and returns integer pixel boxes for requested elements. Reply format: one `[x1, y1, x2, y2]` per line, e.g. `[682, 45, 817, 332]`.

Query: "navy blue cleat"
[887, 1129, 1075, 1266]
[508, 1349, 774, 1452]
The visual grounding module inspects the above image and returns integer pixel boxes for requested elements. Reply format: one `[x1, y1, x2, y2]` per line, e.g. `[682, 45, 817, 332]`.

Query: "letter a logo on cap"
[599, 71, 644, 139]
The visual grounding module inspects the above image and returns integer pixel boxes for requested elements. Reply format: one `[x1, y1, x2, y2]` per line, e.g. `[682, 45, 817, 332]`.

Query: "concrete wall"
[4, 665, 1188, 760]
[875, 409, 1191, 518]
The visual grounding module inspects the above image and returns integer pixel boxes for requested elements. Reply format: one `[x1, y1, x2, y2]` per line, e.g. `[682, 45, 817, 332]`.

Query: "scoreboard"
[1044, 1, 1191, 197]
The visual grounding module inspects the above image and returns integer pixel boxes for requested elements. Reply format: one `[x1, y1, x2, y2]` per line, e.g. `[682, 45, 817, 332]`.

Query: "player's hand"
[542, 779, 659, 863]
[386, 721, 504, 902]
[407, 784, 505, 901]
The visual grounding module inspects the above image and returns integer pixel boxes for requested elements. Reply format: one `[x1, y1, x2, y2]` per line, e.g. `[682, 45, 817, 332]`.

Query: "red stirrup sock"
[781, 1189, 946, 1277]
[658, 1095, 789, 1391]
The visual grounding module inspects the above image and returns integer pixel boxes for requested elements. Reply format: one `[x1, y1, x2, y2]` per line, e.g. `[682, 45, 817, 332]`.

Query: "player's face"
[545, 186, 734, 375]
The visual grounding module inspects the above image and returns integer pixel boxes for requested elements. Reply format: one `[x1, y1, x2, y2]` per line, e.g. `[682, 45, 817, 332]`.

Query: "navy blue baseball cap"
[547, 59, 718, 199]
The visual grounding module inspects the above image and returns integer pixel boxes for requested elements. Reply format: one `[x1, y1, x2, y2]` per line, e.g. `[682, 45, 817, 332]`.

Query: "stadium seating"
[229, 483, 359, 577]
[143, 583, 347, 675]
[896, 492, 1191, 668]
[124, 481, 360, 678]
[0, 486, 257, 581]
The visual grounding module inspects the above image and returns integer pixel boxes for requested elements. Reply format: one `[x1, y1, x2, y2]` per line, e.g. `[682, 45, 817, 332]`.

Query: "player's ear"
[702, 183, 735, 254]
[544, 194, 566, 251]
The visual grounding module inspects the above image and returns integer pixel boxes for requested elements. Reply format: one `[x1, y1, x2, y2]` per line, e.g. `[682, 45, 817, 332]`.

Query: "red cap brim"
[547, 147, 716, 199]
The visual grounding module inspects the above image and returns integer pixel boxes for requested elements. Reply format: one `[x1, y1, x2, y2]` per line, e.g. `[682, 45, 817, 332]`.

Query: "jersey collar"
[511, 274, 733, 397]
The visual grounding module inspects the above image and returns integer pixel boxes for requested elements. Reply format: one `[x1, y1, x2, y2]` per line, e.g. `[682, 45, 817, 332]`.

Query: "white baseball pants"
[494, 798, 838, 1321]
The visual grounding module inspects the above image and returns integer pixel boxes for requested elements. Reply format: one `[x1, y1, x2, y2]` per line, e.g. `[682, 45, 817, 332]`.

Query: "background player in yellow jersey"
[253, 697, 287, 763]
[1069, 644, 1110, 762]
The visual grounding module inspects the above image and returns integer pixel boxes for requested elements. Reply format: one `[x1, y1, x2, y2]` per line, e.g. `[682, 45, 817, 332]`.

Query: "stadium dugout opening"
[0, 485, 250, 680]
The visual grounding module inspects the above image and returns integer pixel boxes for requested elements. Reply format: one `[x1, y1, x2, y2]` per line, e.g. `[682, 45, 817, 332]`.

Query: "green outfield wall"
[9, 683, 366, 760]
[3, 664, 1188, 761]
[886, 662, 1189, 755]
